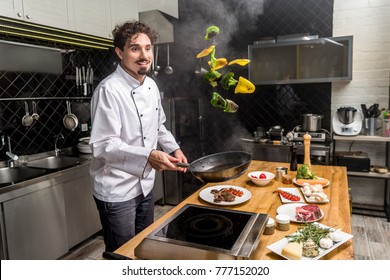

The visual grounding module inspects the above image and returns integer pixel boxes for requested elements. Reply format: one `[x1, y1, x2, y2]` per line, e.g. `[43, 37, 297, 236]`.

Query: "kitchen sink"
[27, 156, 87, 170]
[0, 166, 47, 185]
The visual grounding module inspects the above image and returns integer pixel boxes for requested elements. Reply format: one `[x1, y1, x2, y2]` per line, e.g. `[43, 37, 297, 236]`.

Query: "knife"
[75, 66, 79, 94]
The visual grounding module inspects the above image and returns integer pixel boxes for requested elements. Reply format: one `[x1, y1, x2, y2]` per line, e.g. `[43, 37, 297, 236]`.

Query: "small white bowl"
[248, 171, 275, 186]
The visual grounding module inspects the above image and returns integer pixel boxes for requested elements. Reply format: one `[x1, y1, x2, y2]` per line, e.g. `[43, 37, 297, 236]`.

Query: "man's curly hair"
[112, 21, 159, 50]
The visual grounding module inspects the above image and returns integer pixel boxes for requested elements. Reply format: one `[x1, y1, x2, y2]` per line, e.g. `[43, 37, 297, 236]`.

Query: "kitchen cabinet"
[332, 135, 390, 221]
[108, 0, 138, 37]
[0, 0, 74, 31]
[2, 183, 68, 260]
[137, 0, 178, 18]
[248, 36, 353, 85]
[62, 172, 101, 249]
[72, 0, 111, 38]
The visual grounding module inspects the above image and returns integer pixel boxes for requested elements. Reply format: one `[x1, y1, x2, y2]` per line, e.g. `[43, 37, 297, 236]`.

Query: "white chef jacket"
[89, 65, 180, 202]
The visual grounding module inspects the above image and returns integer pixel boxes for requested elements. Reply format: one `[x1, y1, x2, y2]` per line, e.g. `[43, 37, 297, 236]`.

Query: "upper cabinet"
[72, 0, 111, 38]
[248, 36, 353, 85]
[107, 0, 138, 38]
[137, 0, 178, 18]
[0, 0, 74, 30]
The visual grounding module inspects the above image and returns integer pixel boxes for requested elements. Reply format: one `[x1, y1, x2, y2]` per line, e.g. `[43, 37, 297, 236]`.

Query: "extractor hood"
[139, 10, 174, 44]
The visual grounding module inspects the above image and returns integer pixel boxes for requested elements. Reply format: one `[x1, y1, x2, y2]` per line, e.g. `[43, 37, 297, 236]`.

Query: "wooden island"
[115, 160, 353, 260]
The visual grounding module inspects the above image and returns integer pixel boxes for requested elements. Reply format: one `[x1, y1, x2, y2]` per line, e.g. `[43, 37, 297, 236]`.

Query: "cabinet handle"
[26, 14, 31, 19]
[17, 12, 22, 17]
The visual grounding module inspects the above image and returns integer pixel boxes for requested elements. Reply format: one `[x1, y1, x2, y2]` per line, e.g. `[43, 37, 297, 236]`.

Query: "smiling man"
[89, 21, 187, 252]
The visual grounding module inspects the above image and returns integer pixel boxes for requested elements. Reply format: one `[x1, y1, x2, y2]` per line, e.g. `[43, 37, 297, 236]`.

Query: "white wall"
[332, 0, 390, 206]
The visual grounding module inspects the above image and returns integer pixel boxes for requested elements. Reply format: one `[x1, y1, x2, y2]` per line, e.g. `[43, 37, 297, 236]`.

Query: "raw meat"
[295, 204, 322, 221]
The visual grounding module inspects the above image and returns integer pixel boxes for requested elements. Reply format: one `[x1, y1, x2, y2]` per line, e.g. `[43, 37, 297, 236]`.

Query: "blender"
[332, 106, 363, 136]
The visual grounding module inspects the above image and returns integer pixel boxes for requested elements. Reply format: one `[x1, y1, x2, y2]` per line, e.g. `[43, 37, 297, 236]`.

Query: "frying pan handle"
[176, 162, 190, 168]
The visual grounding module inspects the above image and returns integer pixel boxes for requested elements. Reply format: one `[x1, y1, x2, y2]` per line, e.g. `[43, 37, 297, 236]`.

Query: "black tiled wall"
[0, 0, 334, 161]
[0, 33, 116, 161]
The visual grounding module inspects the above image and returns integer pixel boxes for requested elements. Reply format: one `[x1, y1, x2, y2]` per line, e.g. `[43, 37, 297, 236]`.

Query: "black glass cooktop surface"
[155, 204, 253, 250]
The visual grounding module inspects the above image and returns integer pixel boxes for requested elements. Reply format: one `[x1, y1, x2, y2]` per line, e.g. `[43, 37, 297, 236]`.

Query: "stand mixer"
[332, 106, 363, 136]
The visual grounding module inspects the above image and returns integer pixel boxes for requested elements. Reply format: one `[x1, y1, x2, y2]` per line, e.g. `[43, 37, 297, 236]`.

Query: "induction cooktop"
[135, 204, 269, 260]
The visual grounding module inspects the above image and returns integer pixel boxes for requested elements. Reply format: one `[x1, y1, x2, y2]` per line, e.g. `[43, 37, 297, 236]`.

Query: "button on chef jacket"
[89, 65, 180, 202]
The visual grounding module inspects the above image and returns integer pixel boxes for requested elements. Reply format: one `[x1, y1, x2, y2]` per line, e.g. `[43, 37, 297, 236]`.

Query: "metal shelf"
[0, 96, 91, 101]
[347, 171, 390, 179]
[333, 135, 390, 142]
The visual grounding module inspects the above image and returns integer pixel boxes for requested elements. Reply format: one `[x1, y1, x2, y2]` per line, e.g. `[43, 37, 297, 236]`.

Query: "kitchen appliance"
[332, 106, 363, 136]
[292, 131, 327, 142]
[267, 125, 284, 140]
[176, 151, 252, 183]
[301, 114, 324, 132]
[335, 151, 370, 172]
[134, 204, 269, 260]
[162, 98, 204, 205]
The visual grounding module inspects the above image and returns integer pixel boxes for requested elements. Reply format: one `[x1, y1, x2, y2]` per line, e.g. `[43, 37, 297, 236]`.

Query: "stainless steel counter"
[0, 149, 100, 260]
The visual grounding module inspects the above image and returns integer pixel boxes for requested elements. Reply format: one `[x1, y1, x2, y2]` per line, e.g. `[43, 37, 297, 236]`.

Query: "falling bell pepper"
[196, 45, 215, 58]
[234, 76, 256, 94]
[203, 70, 222, 88]
[204, 25, 220, 40]
[228, 59, 251, 66]
[221, 72, 238, 90]
[208, 58, 228, 70]
[224, 99, 239, 113]
[210, 92, 227, 109]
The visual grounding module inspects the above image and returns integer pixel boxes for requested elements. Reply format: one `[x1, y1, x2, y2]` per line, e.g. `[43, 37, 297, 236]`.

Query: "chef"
[89, 20, 187, 252]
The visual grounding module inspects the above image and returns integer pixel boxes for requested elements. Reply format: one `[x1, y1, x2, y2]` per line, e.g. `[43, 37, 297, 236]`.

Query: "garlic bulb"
[319, 237, 333, 249]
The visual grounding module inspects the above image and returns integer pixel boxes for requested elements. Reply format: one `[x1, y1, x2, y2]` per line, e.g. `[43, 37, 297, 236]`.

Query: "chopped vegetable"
[296, 164, 317, 179]
[221, 72, 238, 90]
[234, 76, 256, 94]
[223, 99, 239, 113]
[209, 48, 217, 69]
[228, 59, 251, 66]
[203, 70, 222, 88]
[278, 189, 301, 201]
[208, 58, 228, 70]
[204, 25, 220, 40]
[196, 45, 215, 58]
[210, 92, 227, 109]
[227, 187, 243, 197]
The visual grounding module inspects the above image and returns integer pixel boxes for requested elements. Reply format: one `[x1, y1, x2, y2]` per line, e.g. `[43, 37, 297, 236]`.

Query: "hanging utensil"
[63, 100, 79, 131]
[22, 101, 33, 127]
[164, 44, 173, 75]
[152, 45, 160, 78]
[31, 101, 40, 121]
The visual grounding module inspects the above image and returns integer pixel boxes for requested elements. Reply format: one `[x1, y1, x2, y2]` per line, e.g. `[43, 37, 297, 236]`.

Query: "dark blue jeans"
[94, 192, 154, 252]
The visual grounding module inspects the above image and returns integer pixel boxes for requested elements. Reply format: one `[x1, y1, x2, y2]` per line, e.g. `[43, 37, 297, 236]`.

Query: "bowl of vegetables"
[248, 171, 275, 186]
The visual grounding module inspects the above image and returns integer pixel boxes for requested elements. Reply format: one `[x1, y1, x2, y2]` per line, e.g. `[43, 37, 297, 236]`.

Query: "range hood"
[139, 10, 174, 44]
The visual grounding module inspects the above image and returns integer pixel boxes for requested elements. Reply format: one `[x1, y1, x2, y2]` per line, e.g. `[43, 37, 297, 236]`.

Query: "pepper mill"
[303, 133, 311, 166]
[290, 143, 297, 171]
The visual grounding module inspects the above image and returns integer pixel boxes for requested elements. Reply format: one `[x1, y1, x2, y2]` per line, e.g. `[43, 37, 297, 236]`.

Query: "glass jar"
[275, 214, 290, 231]
[263, 218, 275, 235]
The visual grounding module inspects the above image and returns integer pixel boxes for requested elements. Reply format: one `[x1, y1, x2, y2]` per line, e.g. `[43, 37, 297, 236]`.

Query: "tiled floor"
[60, 205, 390, 260]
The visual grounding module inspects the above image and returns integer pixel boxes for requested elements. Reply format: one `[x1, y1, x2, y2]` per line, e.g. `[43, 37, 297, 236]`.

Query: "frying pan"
[176, 151, 252, 183]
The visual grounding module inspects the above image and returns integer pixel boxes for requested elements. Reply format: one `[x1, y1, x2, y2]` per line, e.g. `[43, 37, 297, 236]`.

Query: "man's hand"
[148, 149, 187, 172]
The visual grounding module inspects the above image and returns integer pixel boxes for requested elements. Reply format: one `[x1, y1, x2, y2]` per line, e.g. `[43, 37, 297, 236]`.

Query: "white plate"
[278, 188, 304, 203]
[277, 203, 324, 223]
[199, 185, 251, 206]
[267, 222, 353, 260]
[293, 177, 330, 188]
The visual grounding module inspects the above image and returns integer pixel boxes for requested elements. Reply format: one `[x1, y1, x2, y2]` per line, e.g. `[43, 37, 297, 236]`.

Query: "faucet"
[54, 133, 64, 156]
[1, 135, 19, 167]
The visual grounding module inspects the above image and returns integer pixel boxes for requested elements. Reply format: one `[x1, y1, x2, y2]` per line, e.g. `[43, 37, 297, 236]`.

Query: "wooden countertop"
[115, 161, 353, 260]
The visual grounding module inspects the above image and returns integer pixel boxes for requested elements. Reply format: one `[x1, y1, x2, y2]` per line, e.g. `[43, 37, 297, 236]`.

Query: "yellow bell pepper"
[196, 45, 215, 58]
[228, 59, 251, 66]
[208, 58, 228, 70]
[234, 76, 256, 94]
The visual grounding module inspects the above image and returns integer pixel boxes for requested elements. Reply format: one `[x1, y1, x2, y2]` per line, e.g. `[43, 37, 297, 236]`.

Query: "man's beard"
[137, 67, 149, 75]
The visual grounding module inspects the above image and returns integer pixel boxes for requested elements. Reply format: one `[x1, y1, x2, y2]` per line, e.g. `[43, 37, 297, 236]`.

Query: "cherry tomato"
[259, 173, 267, 179]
